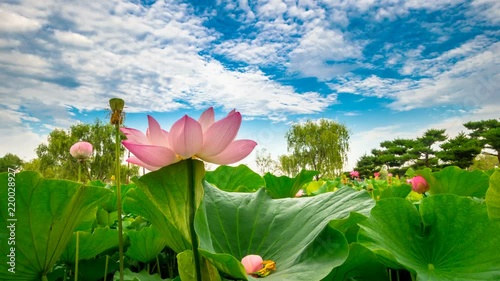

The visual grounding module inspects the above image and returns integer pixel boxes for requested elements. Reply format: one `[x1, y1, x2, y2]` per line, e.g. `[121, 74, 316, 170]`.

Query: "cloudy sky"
[1, 0, 499, 171]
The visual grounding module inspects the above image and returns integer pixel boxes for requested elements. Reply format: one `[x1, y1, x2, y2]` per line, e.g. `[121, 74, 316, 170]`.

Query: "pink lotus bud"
[411, 176, 429, 194]
[241, 255, 263, 274]
[374, 172, 380, 178]
[70, 141, 93, 160]
[350, 170, 359, 178]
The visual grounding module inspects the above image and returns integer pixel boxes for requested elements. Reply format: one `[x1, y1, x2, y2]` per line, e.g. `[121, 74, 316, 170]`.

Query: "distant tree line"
[1, 119, 138, 182]
[353, 119, 500, 177]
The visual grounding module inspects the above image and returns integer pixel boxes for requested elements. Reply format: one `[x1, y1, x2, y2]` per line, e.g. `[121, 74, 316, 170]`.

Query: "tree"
[278, 154, 301, 177]
[464, 119, 500, 163]
[410, 129, 447, 169]
[285, 119, 349, 179]
[29, 119, 138, 182]
[255, 148, 278, 175]
[437, 132, 482, 169]
[0, 153, 23, 172]
[354, 154, 378, 178]
[470, 154, 499, 171]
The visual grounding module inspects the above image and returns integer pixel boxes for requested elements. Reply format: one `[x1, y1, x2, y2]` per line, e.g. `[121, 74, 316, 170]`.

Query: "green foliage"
[464, 119, 500, 163]
[205, 164, 265, 192]
[322, 243, 389, 281]
[125, 226, 168, 263]
[0, 153, 23, 172]
[263, 169, 319, 198]
[471, 154, 499, 170]
[419, 166, 489, 198]
[284, 119, 350, 178]
[195, 183, 374, 280]
[411, 129, 447, 169]
[358, 195, 500, 280]
[61, 228, 121, 264]
[437, 132, 482, 168]
[123, 160, 205, 253]
[0, 171, 112, 280]
[25, 119, 138, 182]
[486, 170, 500, 220]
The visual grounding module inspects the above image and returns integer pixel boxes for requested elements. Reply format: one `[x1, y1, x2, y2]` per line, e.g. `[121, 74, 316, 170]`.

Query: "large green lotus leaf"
[328, 212, 367, 243]
[196, 183, 374, 280]
[0, 171, 112, 280]
[379, 184, 411, 199]
[264, 169, 319, 198]
[101, 183, 136, 213]
[60, 228, 120, 263]
[486, 170, 500, 220]
[122, 160, 204, 253]
[420, 166, 489, 197]
[113, 268, 178, 281]
[177, 250, 221, 281]
[322, 243, 389, 281]
[205, 165, 265, 192]
[125, 226, 167, 263]
[358, 195, 500, 281]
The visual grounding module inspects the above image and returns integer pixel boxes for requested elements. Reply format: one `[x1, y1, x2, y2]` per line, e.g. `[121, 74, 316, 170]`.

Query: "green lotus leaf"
[486, 170, 500, 220]
[177, 250, 221, 281]
[420, 166, 489, 197]
[125, 226, 168, 263]
[0, 171, 112, 280]
[379, 184, 411, 199]
[322, 243, 389, 281]
[113, 268, 177, 281]
[60, 228, 120, 263]
[205, 164, 265, 192]
[122, 160, 204, 253]
[196, 183, 374, 280]
[264, 169, 319, 198]
[101, 183, 137, 213]
[358, 195, 500, 281]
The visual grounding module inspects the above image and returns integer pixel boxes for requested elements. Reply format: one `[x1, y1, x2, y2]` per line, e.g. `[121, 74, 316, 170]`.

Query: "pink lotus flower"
[374, 172, 380, 178]
[295, 189, 304, 197]
[70, 141, 93, 160]
[350, 170, 359, 178]
[411, 176, 429, 194]
[241, 255, 263, 274]
[121, 107, 257, 171]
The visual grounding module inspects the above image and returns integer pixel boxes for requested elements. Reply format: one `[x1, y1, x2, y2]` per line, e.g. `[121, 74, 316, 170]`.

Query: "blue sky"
[0, 0, 499, 171]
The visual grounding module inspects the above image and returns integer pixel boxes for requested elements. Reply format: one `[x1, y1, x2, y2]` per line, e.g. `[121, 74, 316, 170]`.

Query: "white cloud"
[53, 30, 93, 47]
[0, 8, 41, 32]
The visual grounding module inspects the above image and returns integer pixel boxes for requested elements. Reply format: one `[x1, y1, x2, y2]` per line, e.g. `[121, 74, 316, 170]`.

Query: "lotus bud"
[70, 141, 93, 160]
[411, 176, 429, 194]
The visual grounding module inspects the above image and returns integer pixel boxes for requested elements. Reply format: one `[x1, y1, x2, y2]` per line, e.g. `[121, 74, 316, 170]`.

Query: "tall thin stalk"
[115, 123, 124, 281]
[75, 231, 80, 281]
[187, 158, 202, 281]
[109, 98, 125, 281]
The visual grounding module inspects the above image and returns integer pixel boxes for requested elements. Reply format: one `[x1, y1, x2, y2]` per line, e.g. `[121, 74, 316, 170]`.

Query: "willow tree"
[284, 119, 349, 179]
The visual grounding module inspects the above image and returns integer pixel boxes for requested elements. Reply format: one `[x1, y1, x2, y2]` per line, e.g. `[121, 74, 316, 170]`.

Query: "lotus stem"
[75, 231, 79, 281]
[156, 255, 161, 276]
[104, 255, 109, 281]
[78, 161, 81, 183]
[115, 124, 124, 281]
[188, 158, 202, 281]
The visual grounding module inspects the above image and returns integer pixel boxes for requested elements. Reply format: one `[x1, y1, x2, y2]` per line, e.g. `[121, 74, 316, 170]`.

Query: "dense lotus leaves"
[196, 183, 374, 280]
[419, 166, 489, 197]
[113, 268, 178, 281]
[358, 195, 500, 281]
[486, 170, 500, 220]
[177, 250, 222, 281]
[0, 171, 112, 280]
[322, 243, 389, 281]
[101, 183, 137, 213]
[264, 169, 319, 198]
[123, 160, 205, 253]
[328, 212, 367, 243]
[379, 184, 411, 199]
[60, 228, 120, 263]
[125, 226, 168, 263]
[205, 164, 265, 192]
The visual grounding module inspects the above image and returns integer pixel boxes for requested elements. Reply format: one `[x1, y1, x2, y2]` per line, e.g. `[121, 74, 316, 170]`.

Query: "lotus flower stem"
[75, 231, 79, 281]
[78, 161, 81, 183]
[115, 123, 124, 281]
[156, 256, 161, 275]
[104, 255, 109, 281]
[187, 158, 202, 281]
